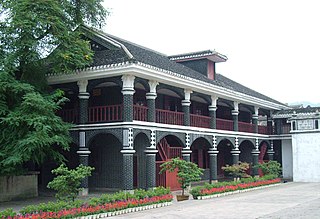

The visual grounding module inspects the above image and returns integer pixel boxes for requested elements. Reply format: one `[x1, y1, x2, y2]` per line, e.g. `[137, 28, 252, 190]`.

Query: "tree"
[255, 160, 282, 178]
[47, 164, 94, 201]
[160, 158, 204, 196]
[0, 0, 108, 175]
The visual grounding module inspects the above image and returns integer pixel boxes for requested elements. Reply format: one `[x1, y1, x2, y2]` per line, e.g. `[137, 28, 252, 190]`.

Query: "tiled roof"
[85, 27, 286, 106]
[274, 106, 320, 115]
[168, 50, 227, 62]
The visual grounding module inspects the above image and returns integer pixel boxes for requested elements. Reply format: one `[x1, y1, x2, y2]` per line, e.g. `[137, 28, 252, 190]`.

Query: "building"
[272, 106, 320, 182]
[46, 26, 292, 194]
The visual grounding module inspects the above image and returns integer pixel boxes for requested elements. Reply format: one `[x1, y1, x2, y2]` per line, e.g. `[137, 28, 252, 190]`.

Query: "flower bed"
[0, 187, 173, 219]
[191, 176, 281, 200]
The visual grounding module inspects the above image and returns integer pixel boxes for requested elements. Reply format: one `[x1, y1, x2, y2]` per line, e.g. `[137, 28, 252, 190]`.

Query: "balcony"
[58, 105, 269, 134]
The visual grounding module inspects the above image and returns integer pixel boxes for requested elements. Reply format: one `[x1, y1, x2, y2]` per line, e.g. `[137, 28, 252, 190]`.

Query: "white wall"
[281, 139, 293, 180]
[292, 132, 320, 182]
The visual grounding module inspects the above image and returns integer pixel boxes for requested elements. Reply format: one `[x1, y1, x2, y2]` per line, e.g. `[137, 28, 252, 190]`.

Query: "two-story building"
[45, 26, 290, 194]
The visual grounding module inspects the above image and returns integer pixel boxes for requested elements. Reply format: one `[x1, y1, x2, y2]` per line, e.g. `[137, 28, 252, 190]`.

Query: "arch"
[216, 136, 235, 148]
[156, 131, 185, 147]
[190, 137, 211, 173]
[217, 99, 234, 109]
[238, 137, 255, 146]
[133, 129, 150, 142]
[217, 139, 233, 176]
[86, 129, 123, 146]
[133, 132, 149, 189]
[157, 84, 184, 99]
[189, 134, 211, 146]
[88, 133, 123, 189]
[134, 78, 149, 91]
[87, 77, 122, 92]
[190, 92, 211, 104]
[239, 140, 255, 164]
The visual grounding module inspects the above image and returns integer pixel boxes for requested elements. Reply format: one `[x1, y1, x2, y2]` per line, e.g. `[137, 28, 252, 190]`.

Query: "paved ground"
[1, 182, 319, 218]
[112, 182, 320, 219]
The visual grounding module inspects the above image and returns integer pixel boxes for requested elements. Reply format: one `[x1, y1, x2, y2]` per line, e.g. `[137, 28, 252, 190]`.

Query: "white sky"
[103, 0, 320, 105]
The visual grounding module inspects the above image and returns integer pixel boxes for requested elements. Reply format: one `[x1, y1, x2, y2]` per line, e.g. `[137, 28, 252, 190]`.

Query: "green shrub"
[47, 164, 94, 202]
[255, 160, 282, 177]
[221, 162, 250, 179]
[0, 208, 16, 218]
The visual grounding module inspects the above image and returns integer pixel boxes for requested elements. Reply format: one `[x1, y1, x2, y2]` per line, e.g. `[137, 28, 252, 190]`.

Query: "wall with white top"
[291, 131, 320, 182]
[281, 139, 293, 180]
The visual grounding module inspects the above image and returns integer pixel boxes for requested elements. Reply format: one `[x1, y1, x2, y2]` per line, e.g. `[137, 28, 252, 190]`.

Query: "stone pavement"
[112, 182, 320, 219]
[1, 182, 319, 218]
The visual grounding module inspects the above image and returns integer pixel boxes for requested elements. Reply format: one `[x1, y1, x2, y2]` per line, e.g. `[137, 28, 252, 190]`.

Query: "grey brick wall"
[147, 98, 156, 122]
[182, 105, 190, 126]
[79, 96, 89, 124]
[145, 153, 156, 188]
[88, 134, 123, 188]
[123, 153, 134, 190]
[79, 155, 89, 188]
[123, 94, 133, 122]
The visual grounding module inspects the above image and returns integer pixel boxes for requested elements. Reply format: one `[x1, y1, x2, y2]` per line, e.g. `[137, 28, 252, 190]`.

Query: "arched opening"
[239, 140, 255, 164]
[217, 139, 233, 177]
[156, 135, 183, 190]
[133, 133, 149, 189]
[239, 140, 255, 175]
[191, 137, 211, 180]
[89, 133, 122, 189]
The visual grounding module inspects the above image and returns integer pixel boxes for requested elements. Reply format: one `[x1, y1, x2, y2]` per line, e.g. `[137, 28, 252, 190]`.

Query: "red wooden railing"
[258, 125, 268, 134]
[190, 114, 210, 128]
[216, 118, 233, 131]
[156, 109, 184, 126]
[57, 109, 78, 123]
[88, 105, 122, 122]
[133, 105, 148, 121]
[168, 147, 182, 159]
[239, 121, 255, 133]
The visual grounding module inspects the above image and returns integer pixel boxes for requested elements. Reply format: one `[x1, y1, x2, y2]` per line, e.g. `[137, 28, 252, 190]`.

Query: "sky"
[102, 0, 320, 106]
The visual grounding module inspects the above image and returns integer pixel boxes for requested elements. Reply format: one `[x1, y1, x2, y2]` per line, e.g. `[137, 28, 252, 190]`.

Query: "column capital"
[121, 74, 135, 91]
[231, 150, 241, 155]
[148, 80, 159, 93]
[144, 149, 158, 154]
[184, 89, 193, 101]
[181, 99, 191, 106]
[252, 114, 259, 120]
[77, 150, 91, 156]
[232, 110, 239, 116]
[77, 79, 88, 93]
[210, 95, 218, 107]
[254, 106, 259, 116]
[78, 92, 90, 99]
[233, 101, 239, 111]
[120, 149, 136, 154]
[208, 149, 219, 155]
[209, 105, 217, 111]
[146, 92, 157, 100]
[251, 149, 260, 155]
[182, 149, 192, 154]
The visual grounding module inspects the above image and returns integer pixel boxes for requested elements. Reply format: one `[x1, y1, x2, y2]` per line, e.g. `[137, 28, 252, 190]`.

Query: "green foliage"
[20, 200, 84, 215]
[190, 174, 279, 198]
[0, 72, 71, 175]
[0, 208, 16, 218]
[8, 187, 171, 216]
[255, 160, 282, 177]
[47, 164, 94, 202]
[221, 162, 250, 179]
[0, 0, 108, 175]
[160, 158, 204, 195]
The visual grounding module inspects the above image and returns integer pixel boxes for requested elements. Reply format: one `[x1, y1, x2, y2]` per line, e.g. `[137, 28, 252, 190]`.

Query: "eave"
[47, 62, 289, 111]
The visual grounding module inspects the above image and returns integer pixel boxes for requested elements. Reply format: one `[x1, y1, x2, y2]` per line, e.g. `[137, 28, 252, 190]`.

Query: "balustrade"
[156, 109, 184, 126]
[190, 114, 210, 128]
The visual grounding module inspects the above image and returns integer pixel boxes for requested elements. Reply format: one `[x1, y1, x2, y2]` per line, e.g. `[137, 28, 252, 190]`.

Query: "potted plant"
[160, 157, 203, 201]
